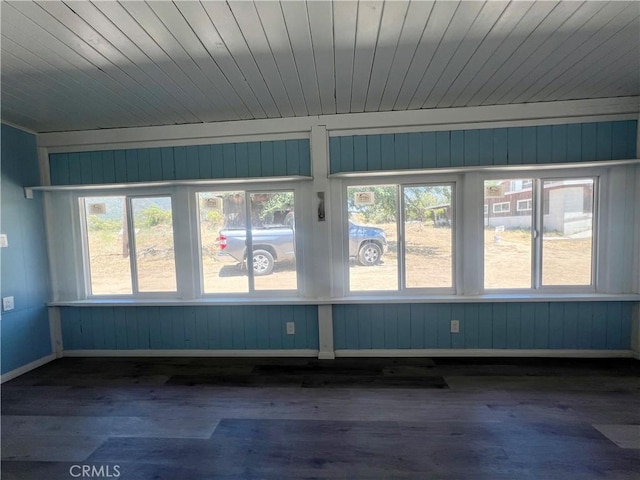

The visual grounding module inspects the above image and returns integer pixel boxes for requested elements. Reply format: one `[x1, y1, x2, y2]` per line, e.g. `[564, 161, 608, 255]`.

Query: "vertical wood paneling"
[148, 148, 162, 181]
[380, 134, 395, 170]
[581, 123, 597, 161]
[59, 302, 632, 353]
[235, 142, 249, 178]
[353, 136, 367, 172]
[422, 132, 438, 169]
[247, 142, 262, 178]
[562, 302, 578, 349]
[68, 153, 82, 185]
[491, 303, 507, 348]
[408, 132, 422, 170]
[477, 303, 493, 348]
[506, 127, 523, 165]
[566, 124, 582, 162]
[173, 146, 188, 180]
[449, 131, 464, 168]
[50, 139, 310, 185]
[285, 140, 298, 176]
[79, 152, 93, 184]
[272, 140, 287, 176]
[477, 129, 492, 167]
[536, 126, 552, 163]
[367, 135, 382, 171]
[394, 133, 409, 170]
[186, 146, 199, 180]
[464, 130, 480, 167]
[435, 131, 450, 168]
[396, 304, 411, 348]
[138, 149, 151, 181]
[493, 128, 508, 165]
[551, 124, 568, 163]
[596, 121, 613, 161]
[410, 304, 425, 349]
[533, 302, 549, 348]
[222, 144, 236, 178]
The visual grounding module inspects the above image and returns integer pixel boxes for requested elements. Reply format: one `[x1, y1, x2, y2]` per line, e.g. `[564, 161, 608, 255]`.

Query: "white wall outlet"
[3, 296, 15, 312]
[286, 322, 295, 335]
[450, 320, 460, 334]
[0, 234, 8, 248]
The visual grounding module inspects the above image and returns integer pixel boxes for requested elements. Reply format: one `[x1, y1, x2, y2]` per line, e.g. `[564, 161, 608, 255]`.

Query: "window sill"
[48, 293, 640, 307]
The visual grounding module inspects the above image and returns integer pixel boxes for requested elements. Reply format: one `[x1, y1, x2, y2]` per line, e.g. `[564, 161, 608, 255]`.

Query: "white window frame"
[493, 202, 510, 213]
[193, 185, 302, 297]
[339, 174, 460, 296]
[481, 171, 599, 294]
[516, 199, 532, 211]
[77, 188, 179, 299]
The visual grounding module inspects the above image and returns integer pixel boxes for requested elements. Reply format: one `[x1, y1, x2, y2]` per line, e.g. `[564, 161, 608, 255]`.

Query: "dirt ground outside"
[87, 222, 592, 295]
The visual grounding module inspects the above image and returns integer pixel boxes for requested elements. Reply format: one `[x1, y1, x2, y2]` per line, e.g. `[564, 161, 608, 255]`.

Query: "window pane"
[250, 192, 297, 291]
[348, 186, 396, 291]
[199, 192, 248, 294]
[83, 196, 132, 295]
[404, 185, 453, 288]
[131, 197, 177, 292]
[542, 179, 594, 286]
[484, 179, 533, 289]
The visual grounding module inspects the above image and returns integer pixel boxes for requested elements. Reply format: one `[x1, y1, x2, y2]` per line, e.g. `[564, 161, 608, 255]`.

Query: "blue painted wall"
[49, 138, 311, 185]
[1, 124, 52, 374]
[333, 302, 633, 350]
[330, 120, 638, 173]
[60, 305, 319, 351]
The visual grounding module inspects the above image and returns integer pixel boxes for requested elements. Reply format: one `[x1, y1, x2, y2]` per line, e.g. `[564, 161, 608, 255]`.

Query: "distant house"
[485, 179, 594, 235]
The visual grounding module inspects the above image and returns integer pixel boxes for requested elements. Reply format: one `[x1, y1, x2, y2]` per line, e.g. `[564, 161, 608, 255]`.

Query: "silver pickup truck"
[218, 213, 387, 276]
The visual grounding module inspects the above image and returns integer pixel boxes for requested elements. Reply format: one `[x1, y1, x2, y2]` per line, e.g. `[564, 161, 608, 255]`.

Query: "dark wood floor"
[2, 357, 639, 479]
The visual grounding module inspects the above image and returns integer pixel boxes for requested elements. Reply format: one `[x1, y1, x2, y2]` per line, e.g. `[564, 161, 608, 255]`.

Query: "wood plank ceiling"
[1, 1, 639, 133]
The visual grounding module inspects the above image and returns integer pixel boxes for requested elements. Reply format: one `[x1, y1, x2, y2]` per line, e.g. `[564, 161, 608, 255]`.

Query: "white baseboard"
[62, 349, 319, 358]
[334, 349, 637, 358]
[1, 353, 56, 383]
[318, 351, 336, 360]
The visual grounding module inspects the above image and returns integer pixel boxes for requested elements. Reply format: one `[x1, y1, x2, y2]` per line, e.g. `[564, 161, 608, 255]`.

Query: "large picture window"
[197, 190, 297, 294]
[483, 177, 595, 290]
[81, 195, 177, 295]
[346, 183, 454, 293]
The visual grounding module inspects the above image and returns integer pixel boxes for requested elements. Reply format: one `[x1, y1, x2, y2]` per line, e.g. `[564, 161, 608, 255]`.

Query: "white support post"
[49, 306, 63, 358]
[309, 124, 335, 359]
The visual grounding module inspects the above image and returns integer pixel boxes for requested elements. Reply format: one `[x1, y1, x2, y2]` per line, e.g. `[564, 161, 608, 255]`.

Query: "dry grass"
[87, 222, 592, 294]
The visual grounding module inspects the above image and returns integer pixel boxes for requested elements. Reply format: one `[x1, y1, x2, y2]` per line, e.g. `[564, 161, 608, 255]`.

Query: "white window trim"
[516, 199, 532, 211]
[493, 202, 510, 213]
[339, 174, 460, 296]
[480, 169, 602, 294]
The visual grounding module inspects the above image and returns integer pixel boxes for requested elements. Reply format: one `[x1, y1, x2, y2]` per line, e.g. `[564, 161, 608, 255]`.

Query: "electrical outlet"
[450, 320, 460, 334]
[3, 296, 15, 312]
[286, 322, 295, 335]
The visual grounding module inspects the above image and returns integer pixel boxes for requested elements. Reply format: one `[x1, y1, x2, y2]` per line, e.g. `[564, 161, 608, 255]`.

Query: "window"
[197, 190, 297, 294]
[483, 177, 595, 290]
[493, 202, 510, 213]
[517, 199, 532, 211]
[347, 183, 454, 292]
[81, 195, 176, 295]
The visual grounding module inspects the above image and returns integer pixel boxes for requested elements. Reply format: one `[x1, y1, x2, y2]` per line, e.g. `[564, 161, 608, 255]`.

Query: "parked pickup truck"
[218, 213, 387, 276]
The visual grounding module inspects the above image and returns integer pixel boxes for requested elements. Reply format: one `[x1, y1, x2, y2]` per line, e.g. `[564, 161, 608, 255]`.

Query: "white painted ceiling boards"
[1, 1, 639, 133]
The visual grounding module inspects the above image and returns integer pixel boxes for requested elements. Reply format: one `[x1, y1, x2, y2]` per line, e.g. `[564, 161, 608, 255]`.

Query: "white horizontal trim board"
[62, 349, 320, 358]
[0, 353, 56, 383]
[335, 349, 636, 358]
[37, 97, 639, 151]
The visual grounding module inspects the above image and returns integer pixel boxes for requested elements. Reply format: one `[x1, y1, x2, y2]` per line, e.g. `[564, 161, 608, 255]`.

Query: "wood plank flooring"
[2, 357, 639, 479]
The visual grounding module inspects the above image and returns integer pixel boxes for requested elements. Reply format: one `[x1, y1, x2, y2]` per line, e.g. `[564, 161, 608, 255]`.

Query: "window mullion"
[245, 192, 255, 292]
[532, 179, 543, 290]
[398, 185, 405, 291]
[126, 196, 140, 294]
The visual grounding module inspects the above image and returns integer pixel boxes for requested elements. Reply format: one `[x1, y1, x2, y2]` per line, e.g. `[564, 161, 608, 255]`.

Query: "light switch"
[0, 234, 7, 248]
